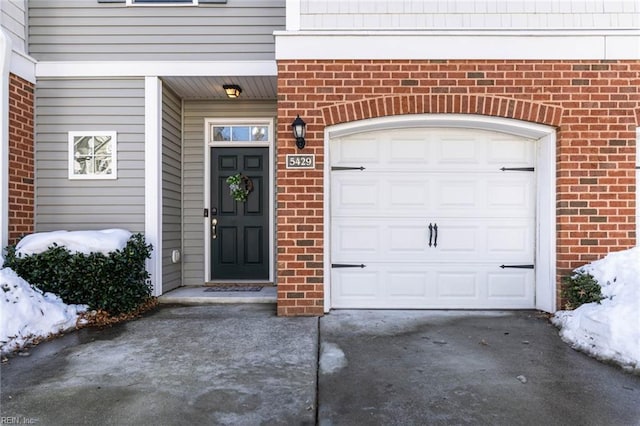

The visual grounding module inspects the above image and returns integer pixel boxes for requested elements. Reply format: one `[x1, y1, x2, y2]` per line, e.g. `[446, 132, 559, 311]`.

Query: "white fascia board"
[275, 30, 640, 60]
[605, 36, 640, 60]
[10, 50, 36, 84]
[36, 60, 277, 78]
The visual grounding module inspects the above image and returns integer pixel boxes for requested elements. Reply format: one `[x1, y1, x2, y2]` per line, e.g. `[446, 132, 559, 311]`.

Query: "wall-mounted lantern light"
[223, 84, 242, 99]
[292, 115, 306, 149]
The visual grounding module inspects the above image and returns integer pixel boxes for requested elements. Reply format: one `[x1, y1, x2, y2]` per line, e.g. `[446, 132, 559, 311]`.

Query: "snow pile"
[1, 229, 133, 355]
[552, 247, 640, 372]
[1, 268, 87, 355]
[16, 229, 132, 256]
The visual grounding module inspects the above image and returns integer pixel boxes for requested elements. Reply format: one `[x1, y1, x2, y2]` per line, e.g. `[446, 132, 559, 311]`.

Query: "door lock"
[211, 218, 217, 239]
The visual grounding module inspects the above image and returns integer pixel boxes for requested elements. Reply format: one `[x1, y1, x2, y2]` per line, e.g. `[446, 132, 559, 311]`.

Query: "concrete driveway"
[2, 305, 639, 425]
[318, 310, 640, 426]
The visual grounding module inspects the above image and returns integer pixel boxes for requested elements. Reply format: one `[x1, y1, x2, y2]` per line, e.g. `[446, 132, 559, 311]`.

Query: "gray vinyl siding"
[182, 100, 276, 285]
[162, 85, 182, 292]
[27, 0, 284, 62]
[1, 0, 27, 53]
[35, 78, 145, 233]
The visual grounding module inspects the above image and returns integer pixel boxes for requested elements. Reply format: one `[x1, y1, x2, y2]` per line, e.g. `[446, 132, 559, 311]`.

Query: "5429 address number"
[286, 154, 315, 169]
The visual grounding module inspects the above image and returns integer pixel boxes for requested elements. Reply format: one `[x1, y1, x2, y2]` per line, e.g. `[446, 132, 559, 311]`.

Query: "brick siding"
[276, 59, 640, 316]
[8, 73, 35, 245]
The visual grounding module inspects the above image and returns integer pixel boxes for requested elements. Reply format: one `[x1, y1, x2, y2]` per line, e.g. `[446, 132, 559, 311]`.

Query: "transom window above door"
[211, 125, 270, 143]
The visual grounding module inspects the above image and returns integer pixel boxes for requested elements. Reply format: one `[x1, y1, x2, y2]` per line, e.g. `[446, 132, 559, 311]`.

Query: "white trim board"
[0, 30, 11, 250]
[145, 77, 163, 297]
[323, 114, 557, 313]
[275, 31, 640, 60]
[36, 60, 277, 78]
[10, 50, 36, 84]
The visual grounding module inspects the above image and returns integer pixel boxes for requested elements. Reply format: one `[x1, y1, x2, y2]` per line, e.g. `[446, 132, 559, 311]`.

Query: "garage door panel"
[486, 225, 533, 255]
[435, 225, 480, 254]
[331, 263, 534, 309]
[386, 271, 430, 297]
[332, 218, 430, 261]
[389, 137, 431, 165]
[487, 271, 531, 299]
[389, 179, 429, 207]
[486, 177, 534, 210]
[334, 136, 381, 164]
[487, 138, 535, 165]
[334, 179, 379, 209]
[438, 137, 480, 165]
[332, 269, 381, 299]
[334, 224, 380, 254]
[437, 272, 479, 298]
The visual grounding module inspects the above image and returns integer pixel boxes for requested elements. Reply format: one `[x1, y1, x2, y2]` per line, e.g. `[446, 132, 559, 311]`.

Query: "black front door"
[210, 147, 269, 280]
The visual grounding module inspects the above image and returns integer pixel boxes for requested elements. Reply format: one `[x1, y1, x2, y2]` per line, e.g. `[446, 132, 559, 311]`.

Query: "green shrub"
[4, 233, 152, 315]
[562, 270, 604, 310]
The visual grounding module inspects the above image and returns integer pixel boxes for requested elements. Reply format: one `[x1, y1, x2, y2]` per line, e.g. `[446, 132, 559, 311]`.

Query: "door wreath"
[226, 173, 254, 202]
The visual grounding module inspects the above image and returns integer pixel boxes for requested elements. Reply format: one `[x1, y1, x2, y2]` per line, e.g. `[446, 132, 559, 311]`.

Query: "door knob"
[211, 218, 217, 239]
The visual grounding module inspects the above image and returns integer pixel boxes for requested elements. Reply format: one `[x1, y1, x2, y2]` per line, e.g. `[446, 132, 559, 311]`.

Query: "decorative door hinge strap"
[332, 263, 366, 268]
[331, 166, 366, 171]
[500, 167, 535, 172]
[499, 264, 535, 269]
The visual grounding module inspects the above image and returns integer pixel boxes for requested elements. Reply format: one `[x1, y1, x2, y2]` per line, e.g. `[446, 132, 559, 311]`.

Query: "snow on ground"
[1, 268, 87, 355]
[552, 247, 640, 372]
[1, 229, 132, 355]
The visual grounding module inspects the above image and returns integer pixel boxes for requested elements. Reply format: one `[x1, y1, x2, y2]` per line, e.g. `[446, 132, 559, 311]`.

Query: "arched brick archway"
[319, 94, 563, 128]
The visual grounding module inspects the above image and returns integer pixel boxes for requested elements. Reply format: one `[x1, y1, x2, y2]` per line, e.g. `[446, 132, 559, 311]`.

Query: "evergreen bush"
[3, 233, 152, 315]
[562, 271, 604, 310]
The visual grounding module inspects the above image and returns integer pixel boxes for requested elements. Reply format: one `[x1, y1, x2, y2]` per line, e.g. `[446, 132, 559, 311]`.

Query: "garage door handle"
[433, 223, 438, 247]
[428, 223, 433, 247]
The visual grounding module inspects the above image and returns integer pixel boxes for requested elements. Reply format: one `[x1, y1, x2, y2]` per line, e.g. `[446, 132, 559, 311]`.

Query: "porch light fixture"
[291, 115, 306, 149]
[223, 84, 242, 99]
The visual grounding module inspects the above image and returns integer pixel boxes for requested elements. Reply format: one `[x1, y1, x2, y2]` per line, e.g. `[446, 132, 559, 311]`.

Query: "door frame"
[324, 114, 557, 313]
[204, 118, 275, 282]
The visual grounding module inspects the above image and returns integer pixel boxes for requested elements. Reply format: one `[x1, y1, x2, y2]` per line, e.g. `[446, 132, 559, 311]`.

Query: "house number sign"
[286, 154, 315, 169]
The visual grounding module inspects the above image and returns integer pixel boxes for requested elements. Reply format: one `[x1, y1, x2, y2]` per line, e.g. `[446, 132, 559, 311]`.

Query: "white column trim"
[286, 0, 301, 31]
[145, 77, 163, 296]
[0, 30, 12, 252]
[536, 132, 557, 312]
[10, 50, 36, 84]
[324, 114, 557, 313]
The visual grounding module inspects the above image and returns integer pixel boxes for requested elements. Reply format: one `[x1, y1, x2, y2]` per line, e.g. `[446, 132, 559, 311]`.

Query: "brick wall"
[8, 73, 35, 245]
[276, 59, 640, 316]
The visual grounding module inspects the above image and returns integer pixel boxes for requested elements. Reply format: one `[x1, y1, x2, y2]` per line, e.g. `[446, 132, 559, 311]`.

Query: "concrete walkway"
[2, 306, 639, 425]
[1, 304, 317, 425]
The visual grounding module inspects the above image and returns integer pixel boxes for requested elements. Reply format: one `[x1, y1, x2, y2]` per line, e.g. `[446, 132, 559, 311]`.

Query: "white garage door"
[330, 127, 536, 309]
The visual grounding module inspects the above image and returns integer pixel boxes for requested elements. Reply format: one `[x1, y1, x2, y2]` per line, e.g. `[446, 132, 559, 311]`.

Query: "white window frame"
[68, 131, 118, 180]
[126, 0, 198, 5]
